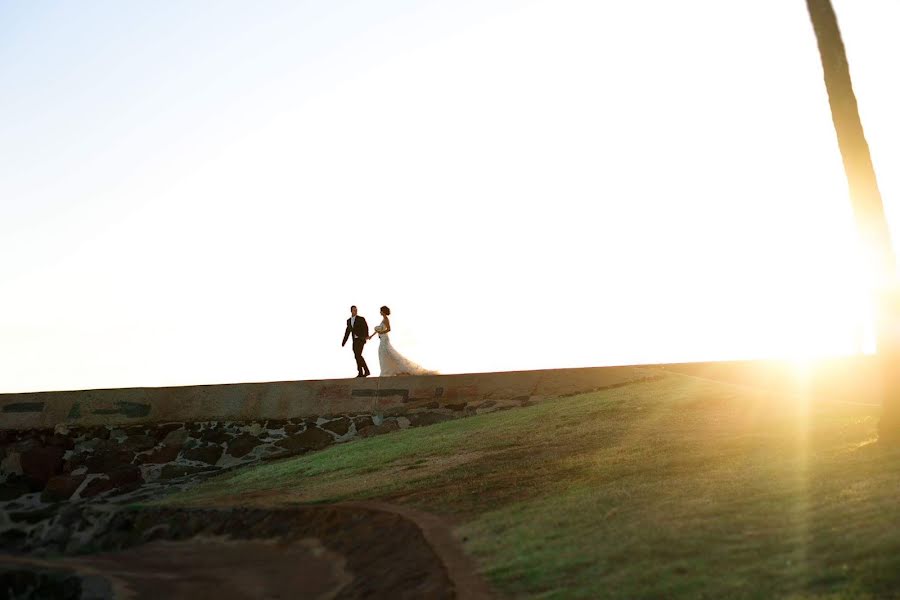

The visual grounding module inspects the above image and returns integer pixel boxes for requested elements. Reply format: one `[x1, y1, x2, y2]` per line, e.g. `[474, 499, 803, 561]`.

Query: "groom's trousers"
[352, 338, 370, 375]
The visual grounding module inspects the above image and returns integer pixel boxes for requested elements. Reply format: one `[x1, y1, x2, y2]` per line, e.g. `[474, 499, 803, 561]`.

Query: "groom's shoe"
[363, 371, 371, 377]
[356, 373, 365, 378]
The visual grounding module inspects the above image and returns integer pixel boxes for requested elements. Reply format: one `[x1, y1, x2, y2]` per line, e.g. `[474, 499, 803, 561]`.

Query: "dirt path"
[342, 501, 495, 600]
[1, 503, 496, 599]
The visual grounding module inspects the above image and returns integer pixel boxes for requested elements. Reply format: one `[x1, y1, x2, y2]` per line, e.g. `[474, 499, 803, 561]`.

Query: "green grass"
[163, 372, 900, 599]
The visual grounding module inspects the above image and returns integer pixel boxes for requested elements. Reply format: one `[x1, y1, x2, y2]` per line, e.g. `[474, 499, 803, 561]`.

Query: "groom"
[342, 305, 371, 378]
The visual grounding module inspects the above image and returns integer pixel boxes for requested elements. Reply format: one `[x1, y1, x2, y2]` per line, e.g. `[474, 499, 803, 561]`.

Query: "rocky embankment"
[0, 410, 464, 544]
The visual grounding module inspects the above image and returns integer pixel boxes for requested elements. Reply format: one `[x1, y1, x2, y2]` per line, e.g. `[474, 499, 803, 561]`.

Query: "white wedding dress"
[375, 320, 438, 377]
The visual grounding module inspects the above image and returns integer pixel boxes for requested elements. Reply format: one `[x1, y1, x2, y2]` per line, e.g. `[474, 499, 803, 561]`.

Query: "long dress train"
[375, 321, 438, 376]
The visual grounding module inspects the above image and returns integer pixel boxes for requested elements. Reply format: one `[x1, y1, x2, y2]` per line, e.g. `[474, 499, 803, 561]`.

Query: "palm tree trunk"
[804, 0, 900, 441]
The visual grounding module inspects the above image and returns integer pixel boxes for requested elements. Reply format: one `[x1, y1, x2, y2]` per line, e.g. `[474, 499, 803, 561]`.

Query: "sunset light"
[1, 0, 898, 392]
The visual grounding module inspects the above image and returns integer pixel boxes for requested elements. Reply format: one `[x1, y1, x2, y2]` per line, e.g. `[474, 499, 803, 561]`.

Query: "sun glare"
[0, 1, 898, 391]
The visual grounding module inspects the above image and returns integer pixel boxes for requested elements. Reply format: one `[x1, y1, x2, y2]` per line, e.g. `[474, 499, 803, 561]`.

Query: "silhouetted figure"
[342, 305, 370, 378]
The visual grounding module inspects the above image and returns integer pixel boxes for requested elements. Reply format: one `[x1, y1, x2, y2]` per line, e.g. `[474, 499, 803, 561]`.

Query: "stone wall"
[0, 410, 463, 509]
[0, 365, 648, 430]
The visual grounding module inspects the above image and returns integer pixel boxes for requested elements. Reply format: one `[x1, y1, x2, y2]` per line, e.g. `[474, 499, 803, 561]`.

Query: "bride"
[368, 305, 438, 377]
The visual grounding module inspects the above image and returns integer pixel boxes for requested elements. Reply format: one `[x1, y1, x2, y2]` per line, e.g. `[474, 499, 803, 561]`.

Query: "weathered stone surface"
[322, 417, 351, 436]
[200, 429, 231, 444]
[41, 474, 86, 502]
[7, 506, 58, 525]
[0, 479, 31, 501]
[241, 423, 264, 437]
[264, 419, 287, 430]
[123, 434, 157, 453]
[136, 444, 180, 464]
[84, 426, 111, 440]
[182, 444, 223, 465]
[159, 464, 217, 480]
[1, 449, 23, 476]
[20, 446, 65, 485]
[407, 413, 454, 427]
[161, 428, 189, 448]
[151, 423, 184, 441]
[46, 433, 75, 450]
[358, 421, 400, 438]
[445, 403, 467, 411]
[284, 423, 304, 434]
[81, 466, 143, 498]
[275, 427, 333, 453]
[85, 450, 135, 474]
[226, 434, 261, 458]
[353, 416, 374, 429]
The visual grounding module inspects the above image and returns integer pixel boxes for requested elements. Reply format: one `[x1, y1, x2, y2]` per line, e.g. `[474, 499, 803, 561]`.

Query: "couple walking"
[342, 305, 437, 378]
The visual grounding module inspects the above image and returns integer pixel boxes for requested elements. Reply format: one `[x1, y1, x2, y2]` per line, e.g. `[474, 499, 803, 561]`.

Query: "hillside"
[164, 372, 900, 599]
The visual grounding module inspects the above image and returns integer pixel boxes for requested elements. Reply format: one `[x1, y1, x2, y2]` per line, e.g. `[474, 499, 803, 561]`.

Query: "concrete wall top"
[0, 365, 653, 430]
[0, 356, 878, 431]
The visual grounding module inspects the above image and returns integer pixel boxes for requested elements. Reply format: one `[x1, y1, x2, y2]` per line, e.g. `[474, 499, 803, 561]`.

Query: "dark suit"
[342, 316, 370, 376]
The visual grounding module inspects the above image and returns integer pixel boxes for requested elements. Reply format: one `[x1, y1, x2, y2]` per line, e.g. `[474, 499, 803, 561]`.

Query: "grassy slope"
[163, 373, 900, 599]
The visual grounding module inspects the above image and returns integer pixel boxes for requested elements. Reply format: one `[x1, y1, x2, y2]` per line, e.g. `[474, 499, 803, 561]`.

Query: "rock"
[41, 474, 86, 502]
[283, 423, 304, 434]
[46, 433, 75, 450]
[7, 505, 59, 525]
[122, 434, 157, 453]
[226, 434, 261, 458]
[161, 428, 189, 448]
[264, 419, 287, 430]
[151, 423, 184, 441]
[75, 437, 114, 453]
[109, 429, 128, 441]
[158, 464, 217, 480]
[407, 413, 454, 427]
[53, 423, 70, 436]
[200, 429, 232, 445]
[136, 444, 180, 464]
[11, 437, 39, 454]
[275, 427, 333, 453]
[1, 450, 23, 476]
[84, 426, 111, 440]
[353, 416, 375, 429]
[445, 403, 467, 411]
[0, 479, 31, 501]
[124, 425, 148, 436]
[20, 445, 65, 486]
[322, 417, 351, 436]
[358, 421, 400, 438]
[182, 444, 223, 465]
[62, 452, 88, 474]
[80, 466, 143, 498]
[85, 450, 135, 474]
[242, 423, 263, 437]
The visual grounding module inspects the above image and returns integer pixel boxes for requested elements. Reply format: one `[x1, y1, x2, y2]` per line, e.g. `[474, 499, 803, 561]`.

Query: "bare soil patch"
[1, 505, 485, 599]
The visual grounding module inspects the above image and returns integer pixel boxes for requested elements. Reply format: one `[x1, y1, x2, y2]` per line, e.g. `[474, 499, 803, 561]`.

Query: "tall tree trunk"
[804, 0, 900, 441]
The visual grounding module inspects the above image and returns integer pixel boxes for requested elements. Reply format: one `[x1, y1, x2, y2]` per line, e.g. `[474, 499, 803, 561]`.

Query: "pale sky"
[1, 0, 898, 393]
